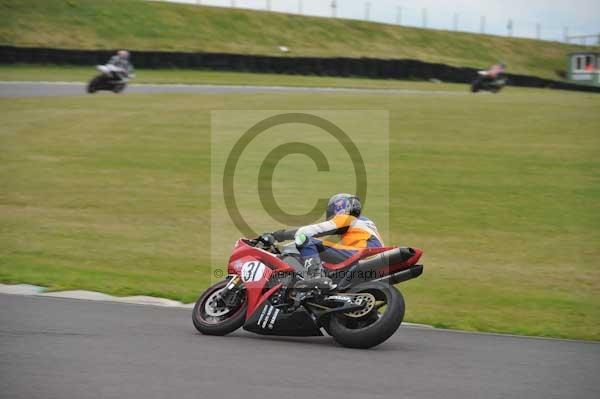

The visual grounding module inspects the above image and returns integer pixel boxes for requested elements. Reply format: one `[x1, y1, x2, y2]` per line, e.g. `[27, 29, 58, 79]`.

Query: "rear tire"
[192, 280, 247, 336]
[112, 84, 126, 93]
[329, 281, 405, 349]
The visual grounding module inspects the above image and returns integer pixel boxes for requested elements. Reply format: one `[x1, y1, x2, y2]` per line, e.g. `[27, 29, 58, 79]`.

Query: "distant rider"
[486, 62, 506, 79]
[107, 50, 135, 80]
[273, 193, 384, 290]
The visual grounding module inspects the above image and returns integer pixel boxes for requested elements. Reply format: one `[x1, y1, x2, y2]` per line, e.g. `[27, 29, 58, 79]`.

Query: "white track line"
[0, 81, 85, 85]
[0, 283, 193, 309]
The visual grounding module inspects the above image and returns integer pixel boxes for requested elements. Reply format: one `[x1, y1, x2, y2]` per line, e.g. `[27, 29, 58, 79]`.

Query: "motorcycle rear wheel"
[192, 280, 247, 336]
[329, 281, 405, 349]
[112, 84, 126, 93]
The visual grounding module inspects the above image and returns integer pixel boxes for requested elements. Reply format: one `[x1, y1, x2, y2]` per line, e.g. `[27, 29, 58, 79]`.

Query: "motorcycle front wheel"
[328, 281, 405, 349]
[87, 75, 103, 93]
[192, 280, 247, 336]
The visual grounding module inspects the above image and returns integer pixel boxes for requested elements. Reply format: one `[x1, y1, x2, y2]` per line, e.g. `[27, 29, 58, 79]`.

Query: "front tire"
[87, 76, 103, 93]
[329, 281, 405, 349]
[192, 280, 247, 336]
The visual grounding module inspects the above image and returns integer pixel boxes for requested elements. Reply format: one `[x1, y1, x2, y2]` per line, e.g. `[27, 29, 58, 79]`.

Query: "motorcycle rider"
[274, 193, 383, 290]
[485, 62, 506, 80]
[107, 50, 134, 80]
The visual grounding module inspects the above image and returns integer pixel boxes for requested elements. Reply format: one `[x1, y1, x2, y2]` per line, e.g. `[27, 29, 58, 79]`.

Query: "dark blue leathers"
[297, 236, 356, 265]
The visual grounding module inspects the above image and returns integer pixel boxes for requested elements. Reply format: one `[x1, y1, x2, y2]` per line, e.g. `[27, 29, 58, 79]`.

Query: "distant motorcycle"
[471, 71, 507, 93]
[87, 64, 133, 94]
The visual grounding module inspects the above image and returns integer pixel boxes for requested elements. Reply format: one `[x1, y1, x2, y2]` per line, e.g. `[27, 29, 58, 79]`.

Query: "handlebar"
[245, 233, 280, 254]
[272, 229, 298, 242]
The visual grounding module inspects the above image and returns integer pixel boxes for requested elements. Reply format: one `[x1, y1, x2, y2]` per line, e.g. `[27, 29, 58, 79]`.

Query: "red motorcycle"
[193, 233, 423, 349]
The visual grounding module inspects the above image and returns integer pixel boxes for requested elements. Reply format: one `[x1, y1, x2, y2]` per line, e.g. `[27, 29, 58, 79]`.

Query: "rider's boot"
[294, 255, 336, 292]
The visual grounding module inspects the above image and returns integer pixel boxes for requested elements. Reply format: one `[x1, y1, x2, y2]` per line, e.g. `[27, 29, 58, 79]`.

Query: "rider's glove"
[295, 233, 308, 247]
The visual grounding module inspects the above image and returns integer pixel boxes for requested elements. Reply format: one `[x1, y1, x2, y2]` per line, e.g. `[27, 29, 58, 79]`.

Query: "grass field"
[0, 65, 467, 91]
[1, 84, 599, 340]
[1, 0, 597, 80]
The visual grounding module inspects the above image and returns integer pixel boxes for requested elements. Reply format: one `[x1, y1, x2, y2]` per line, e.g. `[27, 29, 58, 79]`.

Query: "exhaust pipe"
[376, 264, 423, 285]
[335, 248, 421, 289]
[357, 247, 416, 271]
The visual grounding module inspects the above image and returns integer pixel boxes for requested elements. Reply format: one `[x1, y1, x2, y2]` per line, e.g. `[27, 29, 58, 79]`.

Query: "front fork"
[216, 275, 244, 307]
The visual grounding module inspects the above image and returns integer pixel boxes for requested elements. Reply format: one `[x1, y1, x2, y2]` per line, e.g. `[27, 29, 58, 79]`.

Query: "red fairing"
[226, 239, 294, 318]
[227, 239, 295, 275]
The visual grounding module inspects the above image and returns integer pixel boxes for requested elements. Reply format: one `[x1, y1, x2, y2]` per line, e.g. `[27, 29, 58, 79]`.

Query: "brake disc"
[344, 293, 377, 318]
[204, 289, 231, 317]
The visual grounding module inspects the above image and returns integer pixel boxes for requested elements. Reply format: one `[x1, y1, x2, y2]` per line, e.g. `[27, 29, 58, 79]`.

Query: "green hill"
[0, 0, 596, 80]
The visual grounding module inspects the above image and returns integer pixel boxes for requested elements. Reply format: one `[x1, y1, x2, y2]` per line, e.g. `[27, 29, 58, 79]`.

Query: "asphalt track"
[1, 294, 598, 399]
[0, 81, 465, 97]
